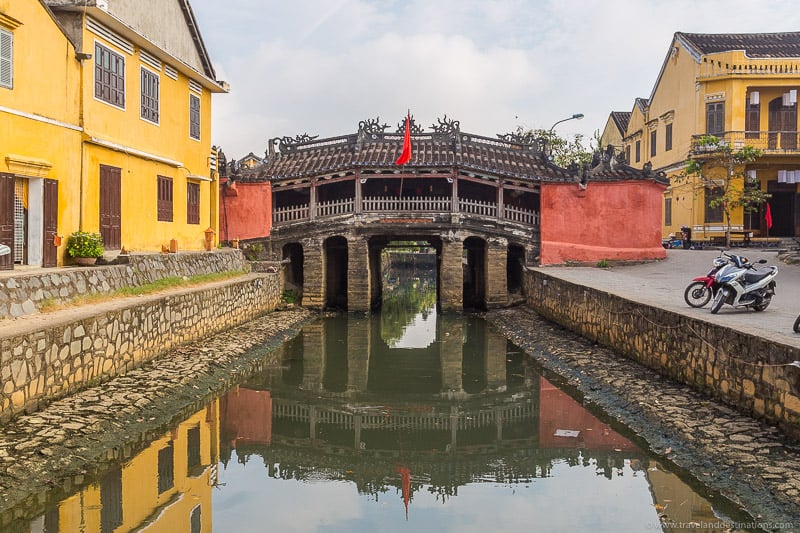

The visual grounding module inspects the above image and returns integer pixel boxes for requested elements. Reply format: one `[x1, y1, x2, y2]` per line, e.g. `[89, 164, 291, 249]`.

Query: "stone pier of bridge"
[291, 233, 513, 313]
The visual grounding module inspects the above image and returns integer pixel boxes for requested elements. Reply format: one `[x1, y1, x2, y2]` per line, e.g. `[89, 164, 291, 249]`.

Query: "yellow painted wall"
[1, 1, 224, 266]
[623, 36, 800, 240]
[79, 17, 218, 252]
[598, 115, 623, 152]
[0, 0, 83, 265]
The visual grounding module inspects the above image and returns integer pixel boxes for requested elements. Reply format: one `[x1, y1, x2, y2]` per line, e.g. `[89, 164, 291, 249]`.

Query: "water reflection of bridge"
[272, 314, 516, 397]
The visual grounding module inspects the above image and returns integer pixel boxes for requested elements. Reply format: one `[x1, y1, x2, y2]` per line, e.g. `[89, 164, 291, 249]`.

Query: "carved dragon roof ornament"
[496, 130, 541, 146]
[358, 116, 390, 135]
[430, 115, 461, 135]
[276, 133, 319, 152]
[397, 114, 424, 134]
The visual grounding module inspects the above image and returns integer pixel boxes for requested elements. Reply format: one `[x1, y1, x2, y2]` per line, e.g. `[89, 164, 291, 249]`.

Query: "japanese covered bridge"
[221, 115, 667, 312]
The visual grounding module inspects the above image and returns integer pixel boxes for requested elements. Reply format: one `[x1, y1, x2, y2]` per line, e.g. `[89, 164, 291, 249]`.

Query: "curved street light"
[549, 113, 584, 134]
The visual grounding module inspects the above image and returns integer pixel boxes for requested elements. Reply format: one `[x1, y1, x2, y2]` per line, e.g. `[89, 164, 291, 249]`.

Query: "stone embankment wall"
[0, 251, 282, 423]
[0, 250, 250, 320]
[524, 270, 800, 438]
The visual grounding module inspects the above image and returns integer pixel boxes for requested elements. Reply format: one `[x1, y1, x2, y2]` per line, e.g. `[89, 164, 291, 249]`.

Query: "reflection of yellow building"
[611, 32, 800, 242]
[645, 462, 721, 532]
[1, 0, 228, 270]
[38, 403, 219, 532]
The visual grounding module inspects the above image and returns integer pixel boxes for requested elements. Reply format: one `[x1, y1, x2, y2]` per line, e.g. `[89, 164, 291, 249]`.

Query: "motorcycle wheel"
[794, 315, 800, 333]
[684, 282, 712, 308]
[710, 288, 728, 314]
[753, 296, 771, 312]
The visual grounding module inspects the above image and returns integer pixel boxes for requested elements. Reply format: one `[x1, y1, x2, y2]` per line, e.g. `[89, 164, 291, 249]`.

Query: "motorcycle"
[684, 255, 730, 308]
[709, 252, 778, 314]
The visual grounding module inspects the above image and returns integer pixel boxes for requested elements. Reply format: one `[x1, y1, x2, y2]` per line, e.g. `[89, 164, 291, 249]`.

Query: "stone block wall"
[0, 249, 250, 320]
[0, 273, 281, 423]
[524, 270, 800, 438]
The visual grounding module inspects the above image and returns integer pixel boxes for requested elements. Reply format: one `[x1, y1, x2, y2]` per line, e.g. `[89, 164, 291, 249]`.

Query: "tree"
[511, 126, 595, 167]
[683, 135, 767, 248]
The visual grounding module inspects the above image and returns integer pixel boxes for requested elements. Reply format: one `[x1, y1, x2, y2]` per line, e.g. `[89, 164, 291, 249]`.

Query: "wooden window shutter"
[0, 29, 12, 89]
[157, 175, 173, 222]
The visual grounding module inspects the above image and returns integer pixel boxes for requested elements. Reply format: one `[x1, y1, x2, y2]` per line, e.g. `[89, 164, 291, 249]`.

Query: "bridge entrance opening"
[282, 243, 304, 303]
[325, 236, 348, 310]
[378, 240, 438, 311]
[507, 243, 525, 297]
[463, 236, 487, 311]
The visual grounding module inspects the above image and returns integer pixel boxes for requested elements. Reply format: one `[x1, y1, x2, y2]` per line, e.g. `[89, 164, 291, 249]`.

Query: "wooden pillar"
[347, 237, 370, 312]
[497, 179, 504, 220]
[439, 236, 463, 311]
[451, 170, 458, 213]
[301, 236, 324, 309]
[355, 171, 363, 214]
[309, 179, 317, 221]
[485, 236, 508, 309]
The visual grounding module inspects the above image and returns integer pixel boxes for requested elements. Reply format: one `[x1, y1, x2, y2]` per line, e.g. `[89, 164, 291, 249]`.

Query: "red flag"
[395, 113, 412, 165]
[765, 202, 773, 230]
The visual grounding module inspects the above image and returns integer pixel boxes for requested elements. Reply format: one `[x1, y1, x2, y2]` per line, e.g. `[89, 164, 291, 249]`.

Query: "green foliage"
[681, 135, 767, 247]
[380, 278, 437, 345]
[596, 258, 610, 268]
[66, 231, 105, 258]
[244, 243, 264, 261]
[512, 126, 594, 167]
[282, 289, 299, 304]
[53, 270, 245, 309]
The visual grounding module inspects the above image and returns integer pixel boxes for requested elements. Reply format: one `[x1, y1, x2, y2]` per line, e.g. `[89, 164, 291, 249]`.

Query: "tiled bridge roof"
[228, 116, 665, 185]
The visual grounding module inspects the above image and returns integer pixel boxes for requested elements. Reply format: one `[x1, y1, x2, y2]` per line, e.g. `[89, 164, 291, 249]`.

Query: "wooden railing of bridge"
[273, 196, 539, 226]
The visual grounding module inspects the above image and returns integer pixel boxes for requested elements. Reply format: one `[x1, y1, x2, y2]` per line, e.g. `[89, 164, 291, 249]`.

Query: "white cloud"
[194, 0, 800, 158]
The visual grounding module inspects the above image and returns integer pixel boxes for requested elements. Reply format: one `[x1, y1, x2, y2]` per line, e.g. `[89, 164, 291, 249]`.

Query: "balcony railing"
[691, 131, 800, 154]
[273, 195, 539, 227]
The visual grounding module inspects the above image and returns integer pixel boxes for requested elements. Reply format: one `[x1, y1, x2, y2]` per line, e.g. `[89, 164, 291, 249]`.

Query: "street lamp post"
[549, 113, 584, 134]
[547, 113, 584, 160]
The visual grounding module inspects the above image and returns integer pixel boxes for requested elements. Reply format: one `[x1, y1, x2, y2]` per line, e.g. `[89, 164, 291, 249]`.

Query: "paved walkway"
[535, 248, 800, 349]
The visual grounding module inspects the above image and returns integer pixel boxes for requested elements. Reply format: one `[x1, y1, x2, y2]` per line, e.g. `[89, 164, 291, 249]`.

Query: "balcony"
[691, 131, 800, 154]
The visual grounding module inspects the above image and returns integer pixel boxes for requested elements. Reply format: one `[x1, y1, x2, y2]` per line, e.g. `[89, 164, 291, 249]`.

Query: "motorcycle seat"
[744, 269, 775, 284]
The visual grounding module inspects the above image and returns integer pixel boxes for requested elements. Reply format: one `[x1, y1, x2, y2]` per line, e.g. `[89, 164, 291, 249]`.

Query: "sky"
[191, 0, 800, 161]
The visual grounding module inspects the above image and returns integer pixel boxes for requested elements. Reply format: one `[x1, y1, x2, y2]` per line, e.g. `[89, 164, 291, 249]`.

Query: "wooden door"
[99, 165, 121, 250]
[0, 173, 13, 270]
[768, 97, 798, 150]
[43, 179, 58, 267]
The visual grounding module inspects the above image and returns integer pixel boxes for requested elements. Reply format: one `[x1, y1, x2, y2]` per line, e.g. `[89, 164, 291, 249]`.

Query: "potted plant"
[66, 231, 105, 265]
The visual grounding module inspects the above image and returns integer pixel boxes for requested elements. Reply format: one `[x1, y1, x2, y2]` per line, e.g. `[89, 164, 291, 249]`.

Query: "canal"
[8, 261, 760, 532]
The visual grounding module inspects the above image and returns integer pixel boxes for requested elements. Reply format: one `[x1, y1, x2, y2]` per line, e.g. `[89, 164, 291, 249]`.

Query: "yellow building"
[618, 32, 800, 244]
[40, 404, 219, 533]
[0, 0, 82, 269]
[598, 111, 630, 154]
[0, 0, 228, 270]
